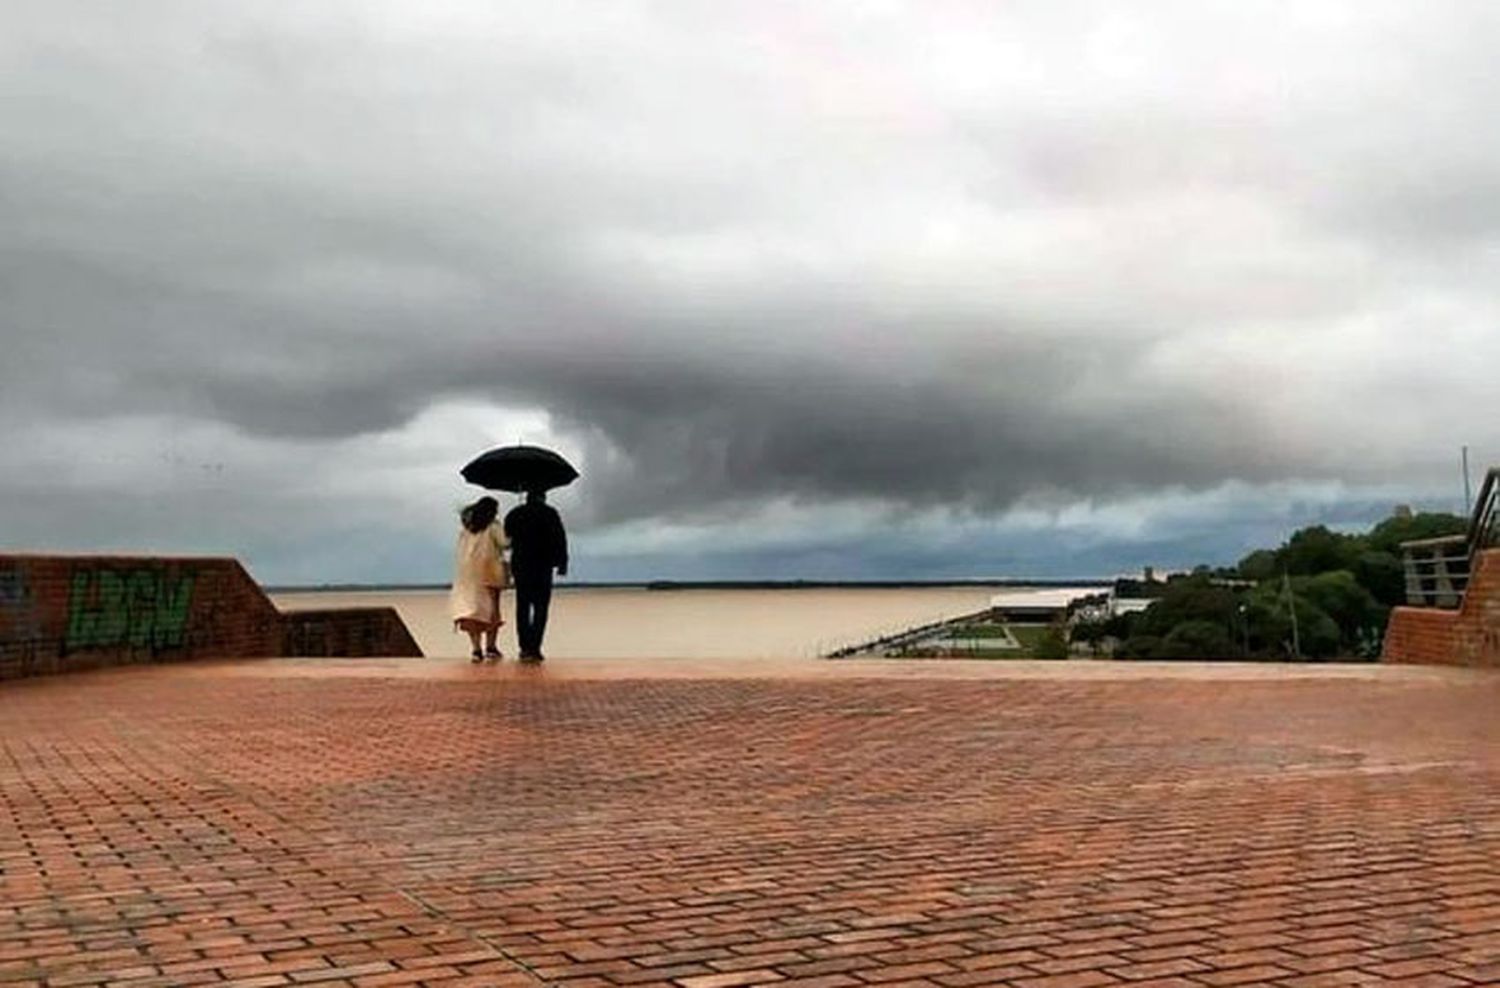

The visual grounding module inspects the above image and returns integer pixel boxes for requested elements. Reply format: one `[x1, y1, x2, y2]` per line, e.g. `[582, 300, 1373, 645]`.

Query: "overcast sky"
[3, 1, 1496, 584]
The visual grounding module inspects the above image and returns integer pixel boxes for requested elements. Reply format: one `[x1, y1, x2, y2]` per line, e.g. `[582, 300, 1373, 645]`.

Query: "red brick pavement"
[1, 660, 1497, 987]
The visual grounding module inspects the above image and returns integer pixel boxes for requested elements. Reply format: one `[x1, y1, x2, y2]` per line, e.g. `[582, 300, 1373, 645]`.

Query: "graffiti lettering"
[66, 567, 196, 653]
[0, 566, 43, 643]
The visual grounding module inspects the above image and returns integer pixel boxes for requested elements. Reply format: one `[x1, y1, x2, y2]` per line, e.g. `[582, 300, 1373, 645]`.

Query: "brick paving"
[1, 659, 1498, 987]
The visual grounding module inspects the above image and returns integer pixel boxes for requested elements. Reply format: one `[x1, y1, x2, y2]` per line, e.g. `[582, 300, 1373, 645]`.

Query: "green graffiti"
[66, 567, 197, 653]
[153, 573, 195, 649]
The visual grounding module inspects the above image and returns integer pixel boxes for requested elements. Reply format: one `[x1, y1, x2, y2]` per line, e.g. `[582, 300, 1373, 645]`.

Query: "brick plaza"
[2, 658, 1498, 987]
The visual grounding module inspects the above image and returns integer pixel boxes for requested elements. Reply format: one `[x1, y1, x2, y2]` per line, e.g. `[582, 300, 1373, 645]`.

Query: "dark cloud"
[2, 1, 1497, 580]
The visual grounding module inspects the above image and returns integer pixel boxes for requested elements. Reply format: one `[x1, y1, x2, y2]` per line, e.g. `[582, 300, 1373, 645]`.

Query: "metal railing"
[1469, 466, 1500, 552]
[1401, 467, 1500, 608]
[1402, 534, 1471, 608]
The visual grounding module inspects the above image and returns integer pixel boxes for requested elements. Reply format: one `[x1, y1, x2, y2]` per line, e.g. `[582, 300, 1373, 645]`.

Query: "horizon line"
[266, 576, 1129, 593]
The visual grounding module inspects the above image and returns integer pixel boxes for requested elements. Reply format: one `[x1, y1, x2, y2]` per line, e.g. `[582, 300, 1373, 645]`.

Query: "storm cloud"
[2, 1, 1497, 581]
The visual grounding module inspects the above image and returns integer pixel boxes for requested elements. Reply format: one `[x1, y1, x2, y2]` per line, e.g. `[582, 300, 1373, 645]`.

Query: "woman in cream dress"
[450, 496, 509, 662]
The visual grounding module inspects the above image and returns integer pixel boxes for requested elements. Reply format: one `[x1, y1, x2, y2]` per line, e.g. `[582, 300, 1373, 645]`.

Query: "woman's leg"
[460, 621, 484, 661]
[484, 588, 502, 657]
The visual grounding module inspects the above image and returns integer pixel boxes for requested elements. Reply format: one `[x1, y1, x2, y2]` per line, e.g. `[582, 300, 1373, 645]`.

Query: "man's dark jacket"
[504, 502, 568, 576]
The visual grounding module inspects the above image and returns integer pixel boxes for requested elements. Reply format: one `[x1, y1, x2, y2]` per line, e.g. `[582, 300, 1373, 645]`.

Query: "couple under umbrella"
[450, 446, 574, 663]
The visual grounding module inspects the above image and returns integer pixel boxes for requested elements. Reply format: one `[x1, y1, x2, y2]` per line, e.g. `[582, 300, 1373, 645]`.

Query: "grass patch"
[946, 623, 1013, 639]
[1008, 625, 1052, 651]
[889, 622, 1066, 660]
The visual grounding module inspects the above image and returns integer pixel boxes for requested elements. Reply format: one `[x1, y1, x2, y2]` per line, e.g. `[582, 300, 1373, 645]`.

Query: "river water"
[272, 586, 1000, 660]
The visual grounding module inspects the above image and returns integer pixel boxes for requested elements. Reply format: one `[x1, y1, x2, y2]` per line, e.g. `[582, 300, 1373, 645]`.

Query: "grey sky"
[2, 1, 1495, 583]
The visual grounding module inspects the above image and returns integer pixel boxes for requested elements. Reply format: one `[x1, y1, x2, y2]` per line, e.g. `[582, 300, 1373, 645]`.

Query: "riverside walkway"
[1, 656, 1497, 987]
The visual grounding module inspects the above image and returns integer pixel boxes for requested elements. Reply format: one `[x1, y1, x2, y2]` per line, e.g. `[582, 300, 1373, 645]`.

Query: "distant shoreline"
[265, 578, 1116, 593]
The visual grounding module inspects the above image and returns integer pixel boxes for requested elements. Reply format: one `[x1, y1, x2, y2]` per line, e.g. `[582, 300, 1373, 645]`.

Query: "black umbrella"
[461, 445, 579, 493]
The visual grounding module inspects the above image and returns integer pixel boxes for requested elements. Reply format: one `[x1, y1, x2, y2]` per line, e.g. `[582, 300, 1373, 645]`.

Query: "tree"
[1278, 525, 1363, 576]
[1291, 600, 1342, 659]
[1352, 550, 1406, 608]
[1237, 549, 1279, 582]
[1117, 635, 1164, 660]
[1296, 571, 1387, 648]
[1367, 511, 1467, 556]
[1035, 621, 1071, 660]
[1070, 618, 1109, 657]
[1160, 620, 1240, 659]
[1128, 506, 1465, 661]
[1102, 612, 1136, 642]
[1133, 578, 1239, 639]
[1243, 582, 1341, 659]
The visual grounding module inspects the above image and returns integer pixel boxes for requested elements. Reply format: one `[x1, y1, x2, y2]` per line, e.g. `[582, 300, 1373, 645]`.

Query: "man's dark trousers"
[514, 567, 553, 656]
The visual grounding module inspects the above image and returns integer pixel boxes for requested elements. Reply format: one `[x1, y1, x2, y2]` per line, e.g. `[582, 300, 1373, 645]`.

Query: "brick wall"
[282, 607, 422, 659]
[1383, 548, 1500, 667]
[0, 554, 421, 681]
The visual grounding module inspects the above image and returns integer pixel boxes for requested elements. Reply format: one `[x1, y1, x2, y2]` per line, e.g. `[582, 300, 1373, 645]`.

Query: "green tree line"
[1078, 510, 1466, 661]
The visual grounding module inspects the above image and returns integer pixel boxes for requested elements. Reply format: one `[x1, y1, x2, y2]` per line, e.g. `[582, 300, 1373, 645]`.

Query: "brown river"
[272, 587, 999, 660]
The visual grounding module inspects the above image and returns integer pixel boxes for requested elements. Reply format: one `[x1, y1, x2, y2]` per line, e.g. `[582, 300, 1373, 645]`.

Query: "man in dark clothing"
[504, 489, 568, 662]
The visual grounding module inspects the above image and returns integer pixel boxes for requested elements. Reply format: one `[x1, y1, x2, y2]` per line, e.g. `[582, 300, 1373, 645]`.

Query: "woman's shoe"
[470, 649, 484, 663]
[484, 647, 502, 662]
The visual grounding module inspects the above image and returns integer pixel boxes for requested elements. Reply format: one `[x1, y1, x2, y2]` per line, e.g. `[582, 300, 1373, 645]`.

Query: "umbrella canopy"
[461, 445, 579, 493]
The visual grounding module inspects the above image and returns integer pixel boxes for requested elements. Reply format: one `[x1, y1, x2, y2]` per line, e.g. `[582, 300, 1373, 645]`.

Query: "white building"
[988, 587, 1156, 624]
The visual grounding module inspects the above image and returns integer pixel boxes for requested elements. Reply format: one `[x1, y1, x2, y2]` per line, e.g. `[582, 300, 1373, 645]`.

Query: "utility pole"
[1282, 570, 1301, 660]
[1463, 445, 1473, 517]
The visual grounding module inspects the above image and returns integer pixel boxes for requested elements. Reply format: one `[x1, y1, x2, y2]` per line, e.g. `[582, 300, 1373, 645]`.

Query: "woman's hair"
[460, 496, 499, 534]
